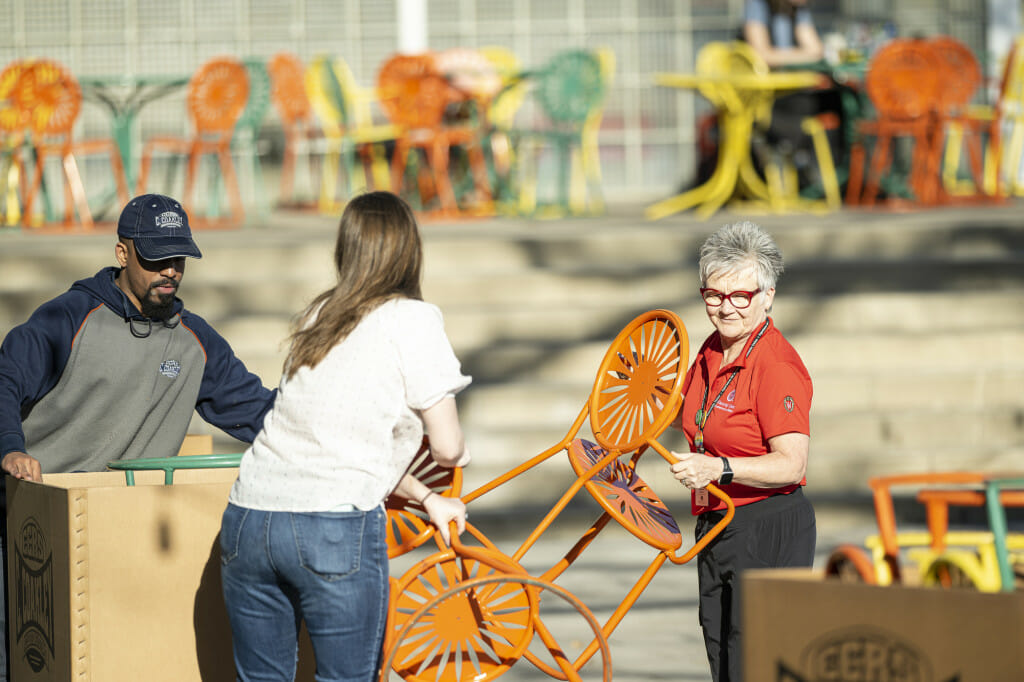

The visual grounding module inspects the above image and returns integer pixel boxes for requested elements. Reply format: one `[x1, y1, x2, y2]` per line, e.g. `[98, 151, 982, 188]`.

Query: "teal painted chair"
[509, 50, 607, 217]
[231, 58, 272, 222]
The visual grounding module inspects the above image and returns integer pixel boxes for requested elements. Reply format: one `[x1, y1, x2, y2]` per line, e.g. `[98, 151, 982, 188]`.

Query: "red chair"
[267, 52, 322, 208]
[15, 60, 130, 229]
[928, 36, 992, 200]
[845, 39, 943, 206]
[137, 57, 249, 227]
[377, 53, 492, 217]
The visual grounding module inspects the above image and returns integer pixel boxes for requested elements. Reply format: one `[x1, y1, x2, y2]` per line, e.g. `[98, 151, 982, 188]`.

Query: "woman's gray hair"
[698, 221, 784, 289]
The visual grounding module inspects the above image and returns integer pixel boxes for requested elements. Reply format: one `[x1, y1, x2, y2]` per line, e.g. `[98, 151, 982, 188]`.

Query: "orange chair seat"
[568, 438, 682, 551]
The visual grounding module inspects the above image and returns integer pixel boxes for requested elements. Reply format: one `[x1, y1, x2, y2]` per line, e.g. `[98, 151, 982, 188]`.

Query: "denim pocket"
[292, 511, 365, 581]
[220, 504, 249, 566]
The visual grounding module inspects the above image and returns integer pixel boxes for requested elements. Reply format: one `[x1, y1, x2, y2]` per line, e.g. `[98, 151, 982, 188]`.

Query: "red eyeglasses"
[699, 288, 761, 309]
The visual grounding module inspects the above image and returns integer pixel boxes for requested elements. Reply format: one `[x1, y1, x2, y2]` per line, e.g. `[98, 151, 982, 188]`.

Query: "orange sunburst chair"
[14, 59, 129, 230]
[380, 309, 735, 682]
[137, 56, 249, 227]
[845, 39, 944, 207]
[377, 53, 493, 218]
[267, 53, 322, 209]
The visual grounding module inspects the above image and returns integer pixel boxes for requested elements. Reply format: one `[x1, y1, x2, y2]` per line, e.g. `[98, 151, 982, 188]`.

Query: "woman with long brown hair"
[220, 191, 471, 681]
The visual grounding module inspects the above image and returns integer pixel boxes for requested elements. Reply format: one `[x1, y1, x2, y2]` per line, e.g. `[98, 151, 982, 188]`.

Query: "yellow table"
[646, 70, 826, 220]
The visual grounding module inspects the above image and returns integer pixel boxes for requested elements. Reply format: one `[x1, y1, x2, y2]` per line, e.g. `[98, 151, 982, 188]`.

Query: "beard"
[140, 285, 177, 321]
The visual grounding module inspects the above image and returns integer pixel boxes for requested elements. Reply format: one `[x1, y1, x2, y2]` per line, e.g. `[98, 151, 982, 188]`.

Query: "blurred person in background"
[743, 0, 847, 190]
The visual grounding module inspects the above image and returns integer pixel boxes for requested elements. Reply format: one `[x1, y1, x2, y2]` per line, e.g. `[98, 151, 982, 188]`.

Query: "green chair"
[231, 58, 272, 222]
[108, 453, 243, 486]
[510, 49, 607, 217]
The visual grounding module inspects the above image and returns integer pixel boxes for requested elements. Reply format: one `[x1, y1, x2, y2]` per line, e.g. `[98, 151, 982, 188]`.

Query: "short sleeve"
[392, 301, 471, 410]
[794, 8, 813, 26]
[754, 360, 812, 440]
[743, 0, 770, 25]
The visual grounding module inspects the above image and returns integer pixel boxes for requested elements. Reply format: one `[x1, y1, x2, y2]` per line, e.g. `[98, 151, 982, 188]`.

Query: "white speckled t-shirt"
[229, 298, 471, 511]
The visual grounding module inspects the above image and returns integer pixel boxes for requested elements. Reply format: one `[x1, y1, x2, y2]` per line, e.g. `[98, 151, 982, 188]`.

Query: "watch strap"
[718, 457, 733, 485]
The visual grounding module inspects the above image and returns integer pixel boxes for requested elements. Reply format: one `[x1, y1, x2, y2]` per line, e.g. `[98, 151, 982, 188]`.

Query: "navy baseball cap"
[117, 194, 203, 261]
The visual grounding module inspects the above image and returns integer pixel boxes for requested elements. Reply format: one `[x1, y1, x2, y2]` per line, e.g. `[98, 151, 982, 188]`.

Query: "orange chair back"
[865, 39, 942, 120]
[377, 54, 451, 130]
[187, 57, 249, 137]
[267, 52, 312, 126]
[13, 60, 82, 138]
[928, 36, 982, 116]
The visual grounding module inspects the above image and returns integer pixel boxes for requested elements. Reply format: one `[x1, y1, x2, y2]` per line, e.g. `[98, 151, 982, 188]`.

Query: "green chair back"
[535, 50, 605, 128]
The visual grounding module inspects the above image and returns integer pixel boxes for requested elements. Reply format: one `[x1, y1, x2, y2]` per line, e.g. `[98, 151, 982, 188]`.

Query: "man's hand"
[2, 451, 42, 482]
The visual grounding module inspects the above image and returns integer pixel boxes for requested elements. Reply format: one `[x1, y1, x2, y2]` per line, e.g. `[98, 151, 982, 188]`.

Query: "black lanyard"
[693, 319, 770, 453]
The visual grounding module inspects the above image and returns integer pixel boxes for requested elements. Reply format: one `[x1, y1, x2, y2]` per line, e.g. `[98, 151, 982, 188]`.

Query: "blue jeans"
[220, 503, 389, 682]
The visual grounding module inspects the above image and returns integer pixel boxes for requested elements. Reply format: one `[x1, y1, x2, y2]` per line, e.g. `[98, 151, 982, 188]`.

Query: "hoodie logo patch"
[159, 360, 181, 378]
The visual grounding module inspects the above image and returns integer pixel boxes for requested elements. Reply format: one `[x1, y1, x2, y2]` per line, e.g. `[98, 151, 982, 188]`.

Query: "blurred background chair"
[509, 49, 607, 217]
[137, 56, 249, 227]
[926, 36, 991, 201]
[377, 52, 492, 217]
[17, 59, 130, 230]
[232, 58, 272, 223]
[569, 47, 615, 216]
[0, 60, 31, 227]
[476, 46, 530, 213]
[305, 54, 397, 214]
[845, 39, 943, 206]
[267, 52, 322, 209]
[435, 47, 504, 212]
[947, 34, 1024, 198]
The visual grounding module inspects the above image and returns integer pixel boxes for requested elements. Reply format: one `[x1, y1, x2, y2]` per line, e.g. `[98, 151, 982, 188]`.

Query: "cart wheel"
[922, 555, 981, 590]
[385, 551, 536, 682]
[824, 544, 877, 584]
[383, 574, 611, 682]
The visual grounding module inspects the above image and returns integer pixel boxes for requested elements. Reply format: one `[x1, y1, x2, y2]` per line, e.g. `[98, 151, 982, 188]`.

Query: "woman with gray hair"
[670, 220, 815, 682]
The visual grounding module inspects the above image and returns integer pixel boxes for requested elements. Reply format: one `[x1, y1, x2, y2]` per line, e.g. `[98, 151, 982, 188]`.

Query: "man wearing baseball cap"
[0, 194, 276, 679]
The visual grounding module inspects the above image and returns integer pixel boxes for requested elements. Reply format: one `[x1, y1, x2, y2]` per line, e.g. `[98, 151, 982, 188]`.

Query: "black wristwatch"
[718, 458, 734, 485]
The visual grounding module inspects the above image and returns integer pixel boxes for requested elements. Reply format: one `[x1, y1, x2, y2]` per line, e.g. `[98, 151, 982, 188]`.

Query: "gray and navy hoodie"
[0, 267, 276, 473]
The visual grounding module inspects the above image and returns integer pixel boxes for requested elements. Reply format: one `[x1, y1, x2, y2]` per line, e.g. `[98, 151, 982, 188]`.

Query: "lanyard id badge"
[692, 319, 769, 507]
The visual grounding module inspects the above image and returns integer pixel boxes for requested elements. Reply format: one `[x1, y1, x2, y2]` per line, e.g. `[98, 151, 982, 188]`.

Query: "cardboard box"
[6, 468, 241, 681]
[743, 568, 1024, 681]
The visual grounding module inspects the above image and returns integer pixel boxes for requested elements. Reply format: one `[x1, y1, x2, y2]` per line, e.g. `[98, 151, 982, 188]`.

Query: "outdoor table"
[78, 73, 190, 189]
[645, 69, 826, 220]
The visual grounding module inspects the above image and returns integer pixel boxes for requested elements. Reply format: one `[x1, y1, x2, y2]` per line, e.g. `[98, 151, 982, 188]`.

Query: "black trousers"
[694, 488, 816, 682]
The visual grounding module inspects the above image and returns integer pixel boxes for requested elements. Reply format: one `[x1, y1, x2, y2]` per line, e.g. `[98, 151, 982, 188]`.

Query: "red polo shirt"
[675, 317, 812, 513]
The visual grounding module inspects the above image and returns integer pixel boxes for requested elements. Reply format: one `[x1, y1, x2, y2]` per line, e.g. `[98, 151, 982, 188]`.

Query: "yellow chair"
[478, 46, 529, 211]
[568, 47, 615, 216]
[944, 35, 1024, 197]
[305, 55, 397, 214]
[0, 60, 30, 227]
